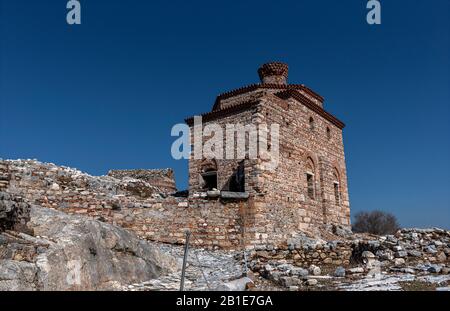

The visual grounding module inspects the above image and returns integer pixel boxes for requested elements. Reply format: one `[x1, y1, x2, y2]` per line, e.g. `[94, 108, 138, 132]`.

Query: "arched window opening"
[326, 127, 331, 140]
[309, 117, 315, 131]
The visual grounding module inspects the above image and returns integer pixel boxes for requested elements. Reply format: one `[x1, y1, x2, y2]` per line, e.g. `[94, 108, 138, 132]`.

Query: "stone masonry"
[186, 62, 350, 247]
[0, 160, 246, 249]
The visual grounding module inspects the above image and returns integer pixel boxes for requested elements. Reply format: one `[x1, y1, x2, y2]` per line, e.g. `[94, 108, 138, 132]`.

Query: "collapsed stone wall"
[108, 169, 177, 194]
[249, 240, 352, 270]
[1, 160, 246, 249]
[247, 228, 450, 290]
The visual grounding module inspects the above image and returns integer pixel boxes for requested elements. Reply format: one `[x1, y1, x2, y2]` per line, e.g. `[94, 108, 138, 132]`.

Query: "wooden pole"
[180, 230, 191, 291]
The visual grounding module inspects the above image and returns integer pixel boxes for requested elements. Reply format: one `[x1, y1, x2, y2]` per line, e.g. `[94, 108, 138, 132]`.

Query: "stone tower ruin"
[186, 62, 350, 244]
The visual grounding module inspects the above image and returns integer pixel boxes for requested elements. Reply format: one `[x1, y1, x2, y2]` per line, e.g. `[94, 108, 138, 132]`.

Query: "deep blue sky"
[1, 1, 449, 228]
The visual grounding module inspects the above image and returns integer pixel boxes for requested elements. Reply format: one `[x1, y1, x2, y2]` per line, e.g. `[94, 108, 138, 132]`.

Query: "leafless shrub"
[352, 210, 400, 235]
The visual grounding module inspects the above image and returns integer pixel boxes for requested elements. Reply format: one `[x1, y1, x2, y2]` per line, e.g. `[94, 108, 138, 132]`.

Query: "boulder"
[216, 277, 254, 291]
[308, 265, 321, 276]
[0, 260, 38, 291]
[0, 206, 177, 291]
[393, 258, 406, 266]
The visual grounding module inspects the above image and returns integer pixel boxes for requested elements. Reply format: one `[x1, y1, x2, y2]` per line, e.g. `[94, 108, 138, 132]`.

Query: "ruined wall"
[0, 160, 247, 249]
[108, 169, 177, 194]
[249, 241, 353, 269]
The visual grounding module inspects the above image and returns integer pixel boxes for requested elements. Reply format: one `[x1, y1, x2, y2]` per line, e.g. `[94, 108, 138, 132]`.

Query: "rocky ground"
[122, 227, 450, 291]
[123, 245, 245, 291]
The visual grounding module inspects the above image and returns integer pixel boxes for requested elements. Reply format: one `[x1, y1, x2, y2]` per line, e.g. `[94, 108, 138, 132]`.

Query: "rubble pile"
[247, 228, 450, 290]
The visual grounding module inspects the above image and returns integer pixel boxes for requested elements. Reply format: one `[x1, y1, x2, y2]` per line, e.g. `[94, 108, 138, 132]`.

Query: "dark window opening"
[306, 173, 315, 199]
[326, 127, 331, 139]
[201, 169, 217, 190]
[228, 161, 245, 192]
[309, 117, 315, 131]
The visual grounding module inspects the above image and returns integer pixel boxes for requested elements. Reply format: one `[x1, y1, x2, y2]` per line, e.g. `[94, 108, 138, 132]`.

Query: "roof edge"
[275, 90, 345, 129]
[185, 100, 260, 126]
[212, 83, 324, 111]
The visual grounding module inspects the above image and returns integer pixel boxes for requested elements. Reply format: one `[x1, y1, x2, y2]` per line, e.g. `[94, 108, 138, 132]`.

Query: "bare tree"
[352, 210, 400, 235]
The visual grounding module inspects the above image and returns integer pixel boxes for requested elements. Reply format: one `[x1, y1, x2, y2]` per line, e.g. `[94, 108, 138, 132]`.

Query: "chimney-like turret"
[258, 62, 289, 85]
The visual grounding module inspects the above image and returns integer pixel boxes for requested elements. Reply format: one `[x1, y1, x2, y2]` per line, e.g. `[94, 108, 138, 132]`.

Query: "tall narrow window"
[309, 117, 315, 131]
[326, 127, 331, 139]
[334, 182, 340, 205]
[333, 168, 341, 205]
[306, 173, 315, 199]
[305, 157, 316, 200]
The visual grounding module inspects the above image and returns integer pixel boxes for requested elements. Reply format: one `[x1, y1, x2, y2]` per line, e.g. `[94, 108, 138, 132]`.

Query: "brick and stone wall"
[0, 160, 247, 249]
[254, 93, 350, 234]
[188, 108, 259, 195]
